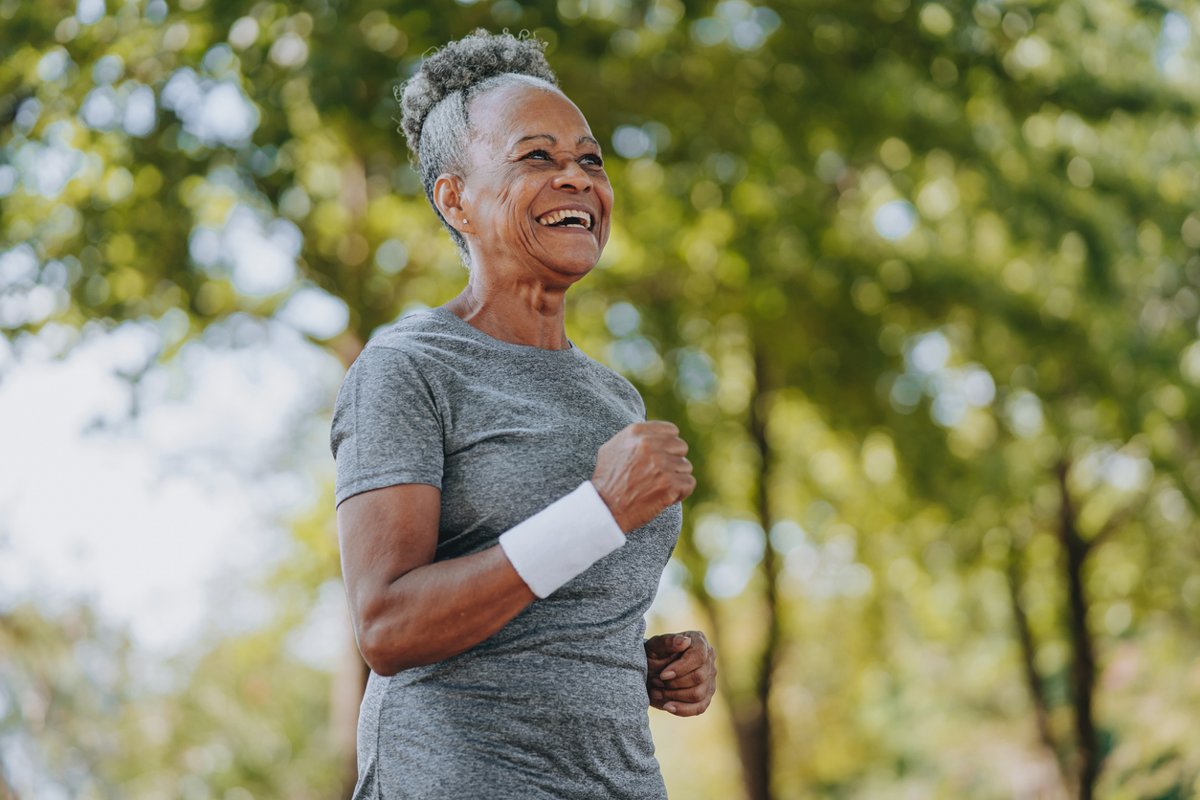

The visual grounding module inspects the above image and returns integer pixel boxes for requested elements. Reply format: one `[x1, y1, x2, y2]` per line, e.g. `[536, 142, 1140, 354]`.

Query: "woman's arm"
[338, 421, 695, 676]
[337, 483, 535, 676]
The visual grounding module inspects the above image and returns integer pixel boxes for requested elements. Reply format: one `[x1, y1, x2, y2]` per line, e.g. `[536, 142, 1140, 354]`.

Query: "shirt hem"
[335, 472, 444, 507]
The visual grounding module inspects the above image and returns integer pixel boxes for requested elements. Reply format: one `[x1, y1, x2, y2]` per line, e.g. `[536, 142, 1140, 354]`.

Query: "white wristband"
[498, 481, 626, 598]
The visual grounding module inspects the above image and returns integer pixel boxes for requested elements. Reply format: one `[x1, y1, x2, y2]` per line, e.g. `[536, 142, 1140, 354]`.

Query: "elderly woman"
[330, 29, 717, 799]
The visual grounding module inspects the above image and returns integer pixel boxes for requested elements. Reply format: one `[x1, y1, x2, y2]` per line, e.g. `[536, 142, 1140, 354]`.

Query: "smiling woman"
[329, 28, 717, 800]
[432, 82, 612, 293]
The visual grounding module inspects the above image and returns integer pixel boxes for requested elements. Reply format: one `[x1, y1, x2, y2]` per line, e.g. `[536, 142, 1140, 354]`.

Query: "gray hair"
[396, 29, 559, 267]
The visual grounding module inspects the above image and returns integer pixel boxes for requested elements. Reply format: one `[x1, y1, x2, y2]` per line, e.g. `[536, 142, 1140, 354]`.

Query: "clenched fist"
[645, 631, 718, 716]
[591, 421, 695, 533]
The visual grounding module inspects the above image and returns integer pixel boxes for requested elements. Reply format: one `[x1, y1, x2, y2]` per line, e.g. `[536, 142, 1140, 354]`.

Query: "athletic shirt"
[329, 306, 680, 800]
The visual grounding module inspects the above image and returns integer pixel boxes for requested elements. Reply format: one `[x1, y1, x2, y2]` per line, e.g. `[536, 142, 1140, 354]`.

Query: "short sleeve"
[330, 343, 444, 508]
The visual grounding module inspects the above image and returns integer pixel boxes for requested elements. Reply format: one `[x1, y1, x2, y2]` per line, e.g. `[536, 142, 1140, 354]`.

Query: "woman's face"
[455, 83, 613, 285]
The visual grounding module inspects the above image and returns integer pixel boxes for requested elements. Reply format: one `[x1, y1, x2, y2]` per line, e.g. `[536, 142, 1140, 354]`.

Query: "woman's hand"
[592, 421, 695, 533]
[644, 631, 717, 717]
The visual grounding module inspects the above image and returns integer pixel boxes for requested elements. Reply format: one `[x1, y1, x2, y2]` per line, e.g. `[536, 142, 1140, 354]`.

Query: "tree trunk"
[734, 338, 780, 800]
[330, 331, 368, 799]
[332, 624, 370, 796]
[731, 704, 772, 800]
[0, 766, 16, 800]
[1055, 461, 1101, 800]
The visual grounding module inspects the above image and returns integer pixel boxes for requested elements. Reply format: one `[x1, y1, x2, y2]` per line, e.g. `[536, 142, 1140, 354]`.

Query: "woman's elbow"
[355, 620, 402, 676]
[362, 651, 403, 678]
[354, 603, 427, 676]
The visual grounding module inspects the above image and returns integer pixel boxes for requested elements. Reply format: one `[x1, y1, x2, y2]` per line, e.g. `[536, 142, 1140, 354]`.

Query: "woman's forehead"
[470, 83, 595, 148]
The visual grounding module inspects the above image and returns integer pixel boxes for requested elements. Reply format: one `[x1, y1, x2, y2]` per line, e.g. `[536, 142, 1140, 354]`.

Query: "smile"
[536, 208, 594, 231]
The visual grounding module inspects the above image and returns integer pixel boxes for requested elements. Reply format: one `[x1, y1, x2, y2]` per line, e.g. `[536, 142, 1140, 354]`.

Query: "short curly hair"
[396, 29, 559, 267]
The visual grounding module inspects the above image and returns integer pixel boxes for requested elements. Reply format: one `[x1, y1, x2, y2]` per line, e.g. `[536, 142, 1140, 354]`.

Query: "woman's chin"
[535, 243, 603, 279]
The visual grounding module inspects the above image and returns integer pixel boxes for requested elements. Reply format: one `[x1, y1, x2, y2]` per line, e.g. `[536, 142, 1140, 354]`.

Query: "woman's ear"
[433, 173, 471, 234]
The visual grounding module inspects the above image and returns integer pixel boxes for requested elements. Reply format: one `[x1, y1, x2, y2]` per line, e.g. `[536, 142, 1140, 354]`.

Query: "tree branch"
[1006, 547, 1072, 793]
[1089, 497, 1145, 549]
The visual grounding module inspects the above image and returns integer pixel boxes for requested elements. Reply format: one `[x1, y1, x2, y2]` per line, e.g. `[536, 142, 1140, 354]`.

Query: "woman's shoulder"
[364, 307, 453, 351]
[338, 313, 451, 395]
[354, 308, 473, 370]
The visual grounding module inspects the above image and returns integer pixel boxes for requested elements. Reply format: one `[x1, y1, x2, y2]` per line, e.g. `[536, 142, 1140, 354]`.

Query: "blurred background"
[2, 0, 1199, 798]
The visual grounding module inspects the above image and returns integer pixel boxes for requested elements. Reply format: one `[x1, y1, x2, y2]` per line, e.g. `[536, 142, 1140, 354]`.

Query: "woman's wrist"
[497, 481, 626, 598]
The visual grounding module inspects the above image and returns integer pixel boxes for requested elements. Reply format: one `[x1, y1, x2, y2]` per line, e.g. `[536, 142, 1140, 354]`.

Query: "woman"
[330, 29, 717, 799]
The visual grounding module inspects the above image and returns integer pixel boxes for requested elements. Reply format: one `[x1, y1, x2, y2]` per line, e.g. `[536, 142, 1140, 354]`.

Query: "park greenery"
[2, 0, 1199, 797]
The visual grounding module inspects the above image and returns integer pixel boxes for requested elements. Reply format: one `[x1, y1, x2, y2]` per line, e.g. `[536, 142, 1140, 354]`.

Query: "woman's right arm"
[337, 421, 694, 676]
[337, 482, 535, 676]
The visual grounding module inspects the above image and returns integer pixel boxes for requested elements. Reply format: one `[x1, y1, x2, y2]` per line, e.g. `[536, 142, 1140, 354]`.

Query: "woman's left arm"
[644, 631, 718, 716]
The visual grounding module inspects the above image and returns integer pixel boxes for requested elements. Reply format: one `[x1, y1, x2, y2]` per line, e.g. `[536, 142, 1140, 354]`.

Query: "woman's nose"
[551, 160, 592, 193]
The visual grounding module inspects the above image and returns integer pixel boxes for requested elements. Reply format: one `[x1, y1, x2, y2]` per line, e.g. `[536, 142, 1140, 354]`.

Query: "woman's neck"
[443, 271, 571, 350]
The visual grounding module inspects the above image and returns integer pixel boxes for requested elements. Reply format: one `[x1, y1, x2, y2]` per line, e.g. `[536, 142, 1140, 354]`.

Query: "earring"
[462, 218, 468, 224]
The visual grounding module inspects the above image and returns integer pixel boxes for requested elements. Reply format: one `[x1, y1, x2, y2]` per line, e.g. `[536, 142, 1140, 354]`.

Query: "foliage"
[3, 0, 1200, 797]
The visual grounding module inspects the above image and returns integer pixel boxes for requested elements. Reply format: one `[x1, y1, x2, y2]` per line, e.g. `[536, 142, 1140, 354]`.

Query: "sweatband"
[498, 480, 626, 598]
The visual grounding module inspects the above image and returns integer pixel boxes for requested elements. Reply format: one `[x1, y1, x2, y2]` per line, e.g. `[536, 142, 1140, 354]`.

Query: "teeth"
[537, 209, 592, 228]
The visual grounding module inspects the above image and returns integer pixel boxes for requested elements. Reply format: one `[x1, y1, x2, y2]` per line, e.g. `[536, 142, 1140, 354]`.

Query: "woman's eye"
[523, 149, 552, 161]
[581, 154, 604, 167]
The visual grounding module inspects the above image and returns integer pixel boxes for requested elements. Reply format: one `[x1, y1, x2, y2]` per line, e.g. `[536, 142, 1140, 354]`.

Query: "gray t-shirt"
[330, 306, 681, 800]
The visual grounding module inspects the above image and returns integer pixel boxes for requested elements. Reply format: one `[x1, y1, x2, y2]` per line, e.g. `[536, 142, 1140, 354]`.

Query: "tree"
[4, 1, 1199, 797]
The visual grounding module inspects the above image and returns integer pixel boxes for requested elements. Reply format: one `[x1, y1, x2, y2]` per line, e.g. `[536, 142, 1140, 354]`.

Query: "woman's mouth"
[536, 208, 594, 231]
